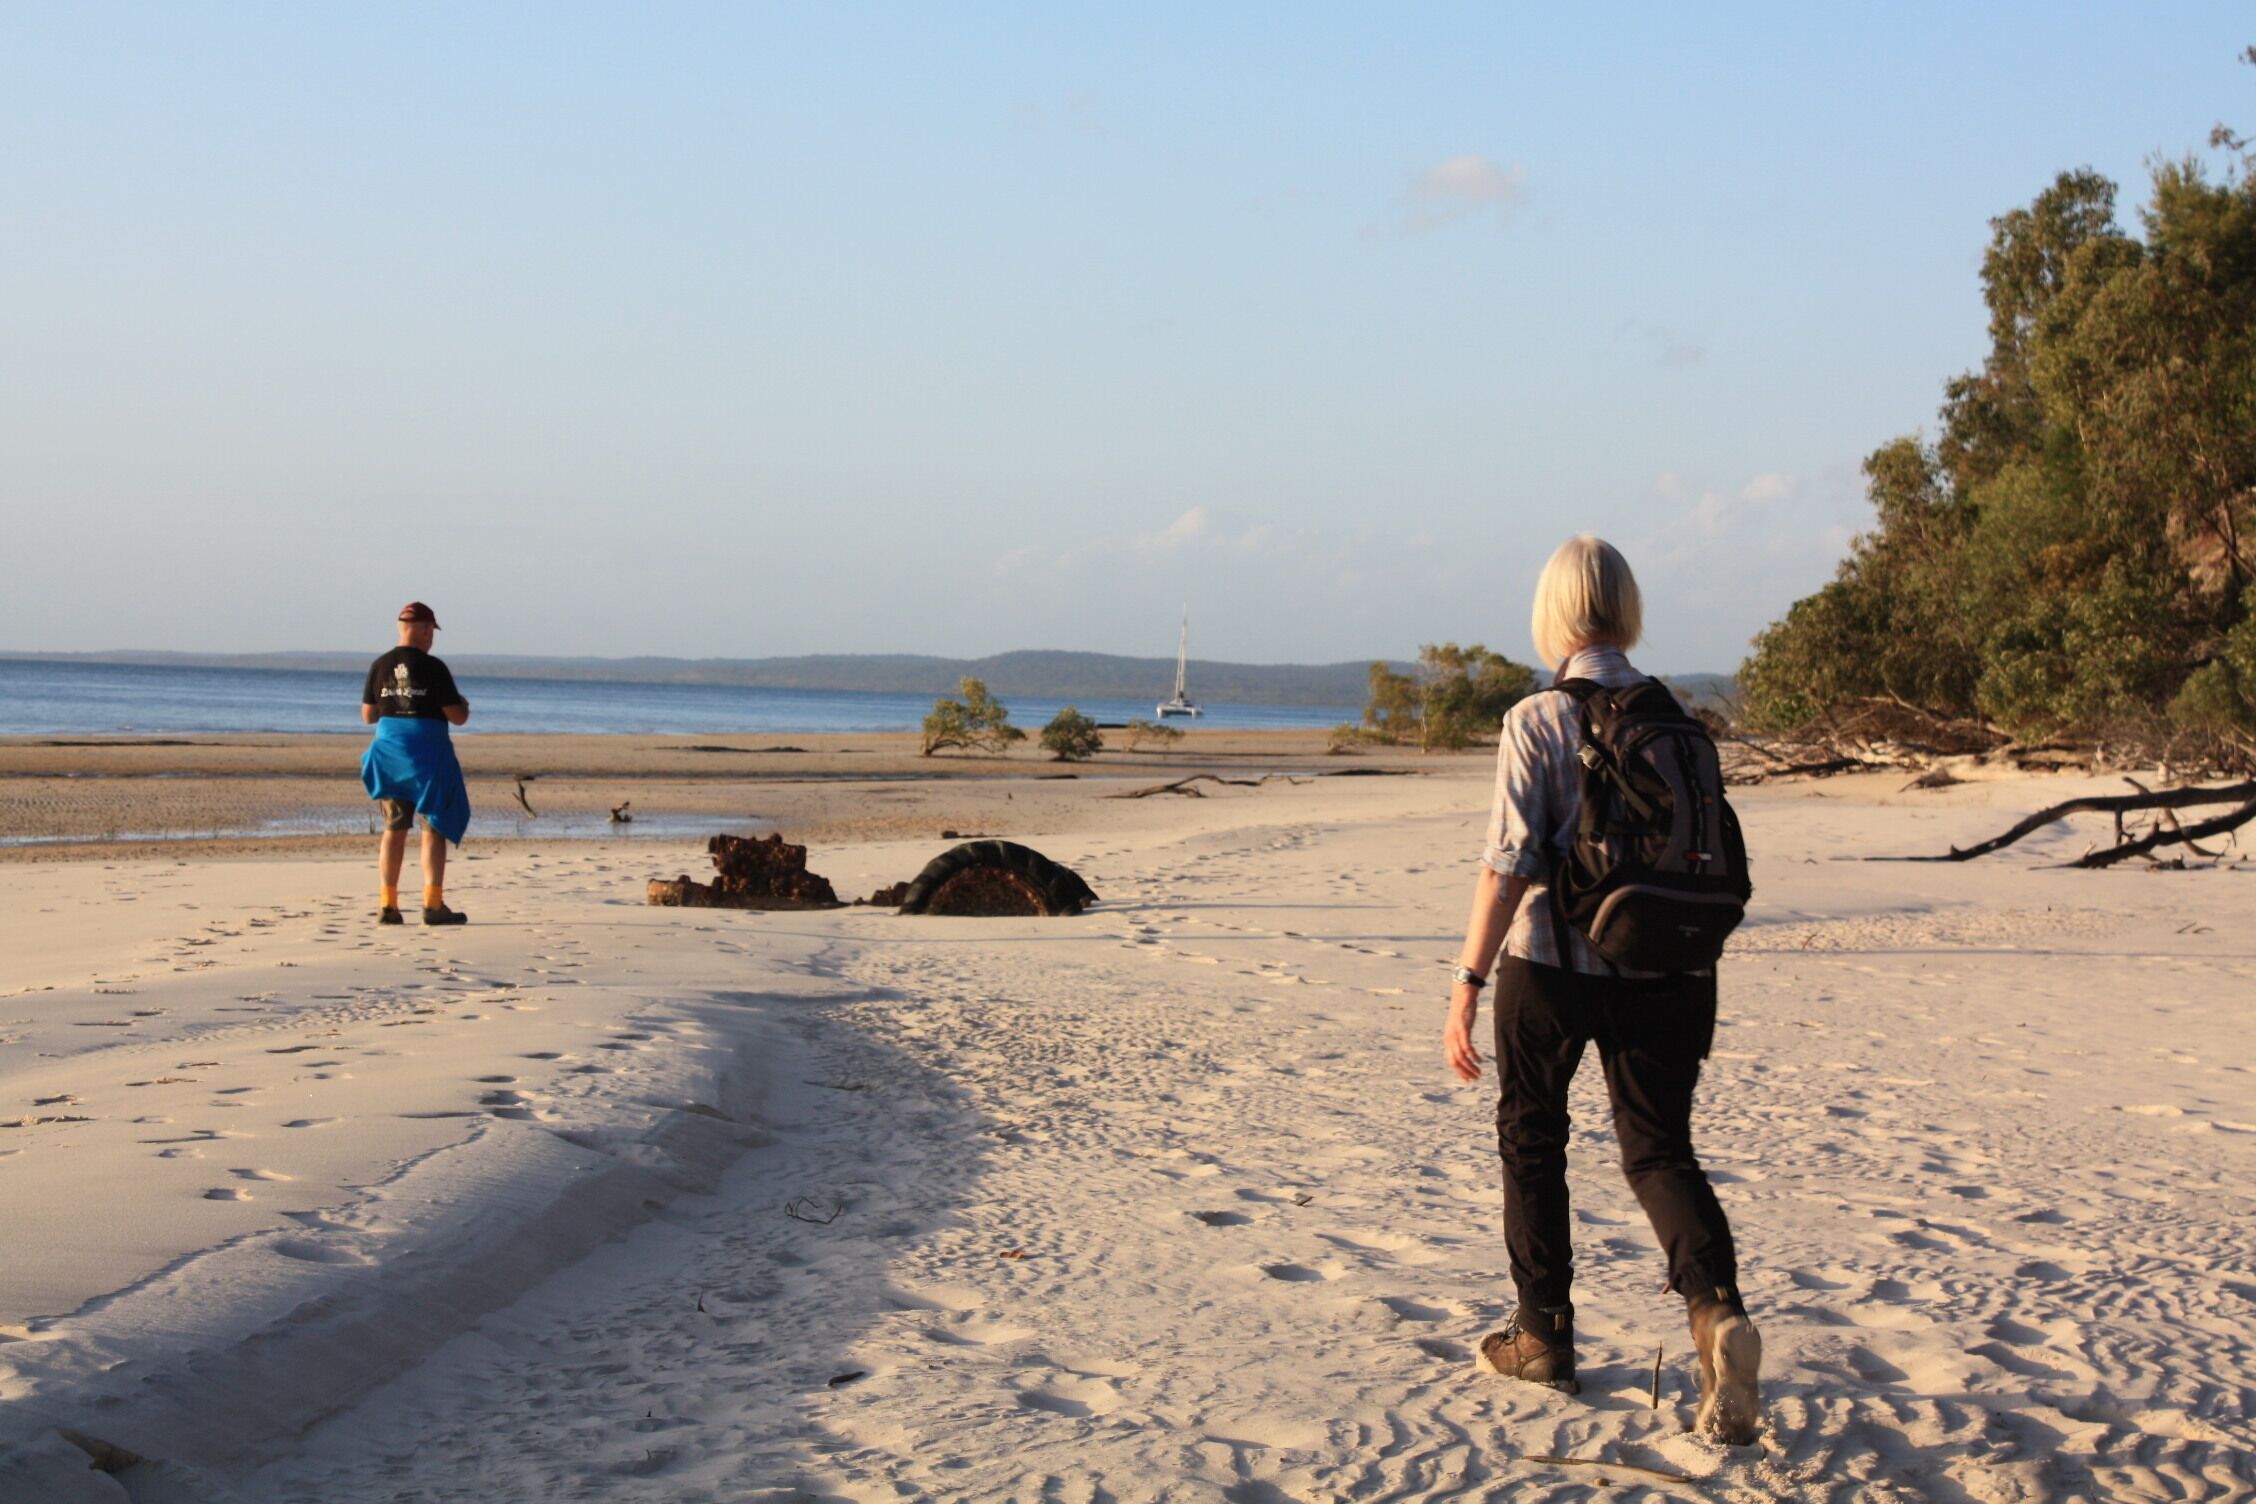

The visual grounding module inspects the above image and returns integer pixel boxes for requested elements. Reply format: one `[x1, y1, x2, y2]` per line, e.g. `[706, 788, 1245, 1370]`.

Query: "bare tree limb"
[1870, 780, 2256, 862]
[2124, 778, 2223, 857]
[1849, 692, 2011, 743]
[1104, 774, 1311, 800]
[2071, 795, 2256, 869]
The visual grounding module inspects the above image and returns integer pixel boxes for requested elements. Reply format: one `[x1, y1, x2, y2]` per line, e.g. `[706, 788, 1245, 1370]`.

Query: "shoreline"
[0, 729, 1444, 860]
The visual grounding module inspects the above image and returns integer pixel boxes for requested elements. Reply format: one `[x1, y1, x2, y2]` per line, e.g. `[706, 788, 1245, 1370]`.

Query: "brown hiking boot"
[1476, 1303, 1578, 1394]
[1688, 1292, 1762, 1445]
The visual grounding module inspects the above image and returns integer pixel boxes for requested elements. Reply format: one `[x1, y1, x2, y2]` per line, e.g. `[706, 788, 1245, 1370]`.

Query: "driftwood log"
[1106, 774, 1311, 800]
[1872, 779, 2256, 864]
[2071, 796, 2256, 869]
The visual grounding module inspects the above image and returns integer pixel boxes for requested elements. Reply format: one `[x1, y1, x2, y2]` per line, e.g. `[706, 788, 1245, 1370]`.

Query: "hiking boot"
[422, 904, 468, 927]
[1476, 1303, 1578, 1393]
[1688, 1292, 1762, 1445]
[378, 907, 403, 926]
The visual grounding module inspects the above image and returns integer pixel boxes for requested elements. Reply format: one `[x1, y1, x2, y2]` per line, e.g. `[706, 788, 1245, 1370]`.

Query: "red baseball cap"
[397, 602, 441, 627]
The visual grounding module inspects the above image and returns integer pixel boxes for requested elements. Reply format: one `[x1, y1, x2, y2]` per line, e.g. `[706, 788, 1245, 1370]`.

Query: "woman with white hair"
[1442, 534, 1762, 1445]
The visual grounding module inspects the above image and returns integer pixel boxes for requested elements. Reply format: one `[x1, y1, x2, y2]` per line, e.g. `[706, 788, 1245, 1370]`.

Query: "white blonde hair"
[1530, 534, 1643, 668]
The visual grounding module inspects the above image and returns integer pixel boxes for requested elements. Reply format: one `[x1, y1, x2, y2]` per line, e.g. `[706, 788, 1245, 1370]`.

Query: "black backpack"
[1547, 677, 1751, 973]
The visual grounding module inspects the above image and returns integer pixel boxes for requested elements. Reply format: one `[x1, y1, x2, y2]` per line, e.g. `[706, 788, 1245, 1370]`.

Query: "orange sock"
[423, 884, 444, 910]
[381, 885, 399, 909]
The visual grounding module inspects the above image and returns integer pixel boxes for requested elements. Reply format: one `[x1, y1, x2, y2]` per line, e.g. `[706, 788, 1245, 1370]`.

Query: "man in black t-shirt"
[360, 602, 472, 925]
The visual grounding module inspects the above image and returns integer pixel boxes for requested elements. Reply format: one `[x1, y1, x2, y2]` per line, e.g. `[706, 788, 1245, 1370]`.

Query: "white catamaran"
[1157, 606, 1202, 718]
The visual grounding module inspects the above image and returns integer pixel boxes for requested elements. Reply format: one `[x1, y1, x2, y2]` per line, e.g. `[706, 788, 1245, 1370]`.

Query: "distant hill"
[6, 648, 1413, 710]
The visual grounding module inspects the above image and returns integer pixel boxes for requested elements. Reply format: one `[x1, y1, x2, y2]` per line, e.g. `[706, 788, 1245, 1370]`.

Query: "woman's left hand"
[1444, 984, 1483, 1083]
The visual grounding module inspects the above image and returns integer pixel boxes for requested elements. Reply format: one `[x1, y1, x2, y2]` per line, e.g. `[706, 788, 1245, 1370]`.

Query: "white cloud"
[989, 508, 1457, 632]
[1739, 472, 1797, 503]
[1644, 471, 1803, 562]
[1139, 506, 1211, 550]
[1402, 153, 1527, 230]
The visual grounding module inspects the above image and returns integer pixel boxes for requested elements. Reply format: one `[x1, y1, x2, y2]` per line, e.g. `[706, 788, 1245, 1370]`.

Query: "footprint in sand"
[203, 1187, 251, 1201]
[1321, 1230, 1447, 1267]
[924, 1317, 1034, 1347]
[282, 1117, 339, 1129]
[1013, 1377, 1120, 1419]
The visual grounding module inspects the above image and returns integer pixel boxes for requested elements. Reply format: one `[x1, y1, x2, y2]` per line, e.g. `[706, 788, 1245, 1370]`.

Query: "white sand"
[2, 771, 2252, 1501]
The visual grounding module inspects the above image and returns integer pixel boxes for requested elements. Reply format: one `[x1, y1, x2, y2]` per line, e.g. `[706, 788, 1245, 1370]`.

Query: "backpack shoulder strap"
[1551, 677, 1603, 703]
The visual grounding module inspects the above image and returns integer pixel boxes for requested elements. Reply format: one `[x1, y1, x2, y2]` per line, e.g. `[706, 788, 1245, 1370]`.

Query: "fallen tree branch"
[1105, 774, 1311, 799]
[1725, 754, 1887, 786]
[1849, 692, 2011, 745]
[1870, 779, 2256, 862]
[1722, 733, 1799, 768]
[2124, 778, 2224, 858]
[2069, 795, 2256, 869]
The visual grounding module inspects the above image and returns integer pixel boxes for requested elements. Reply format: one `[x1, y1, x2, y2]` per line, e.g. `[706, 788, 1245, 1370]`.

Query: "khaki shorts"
[377, 799, 428, 834]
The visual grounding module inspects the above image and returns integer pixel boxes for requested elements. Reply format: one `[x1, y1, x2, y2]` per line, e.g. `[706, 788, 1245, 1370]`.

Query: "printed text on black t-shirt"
[363, 647, 465, 720]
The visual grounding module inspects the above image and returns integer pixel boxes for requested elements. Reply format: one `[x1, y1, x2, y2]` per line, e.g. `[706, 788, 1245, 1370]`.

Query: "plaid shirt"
[1479, 645, 1658, 976]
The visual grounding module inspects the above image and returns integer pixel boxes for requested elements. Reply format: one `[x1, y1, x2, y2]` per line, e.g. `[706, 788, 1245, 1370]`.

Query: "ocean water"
[0, 658, 1354, 737]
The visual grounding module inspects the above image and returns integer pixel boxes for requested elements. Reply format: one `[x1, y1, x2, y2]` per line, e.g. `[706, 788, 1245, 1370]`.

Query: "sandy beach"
[2, 743, 2252, 1501]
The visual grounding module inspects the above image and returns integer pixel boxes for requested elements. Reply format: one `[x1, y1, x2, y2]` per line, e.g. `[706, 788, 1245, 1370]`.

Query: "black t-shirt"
[363, 647, 465, 720]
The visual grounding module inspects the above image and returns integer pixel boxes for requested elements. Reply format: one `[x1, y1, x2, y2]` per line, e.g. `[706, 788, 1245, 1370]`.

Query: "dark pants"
[1492, 956, 1739, 1312]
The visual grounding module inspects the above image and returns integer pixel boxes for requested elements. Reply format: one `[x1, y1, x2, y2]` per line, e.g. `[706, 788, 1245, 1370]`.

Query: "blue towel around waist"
[360, 717, 472, 846]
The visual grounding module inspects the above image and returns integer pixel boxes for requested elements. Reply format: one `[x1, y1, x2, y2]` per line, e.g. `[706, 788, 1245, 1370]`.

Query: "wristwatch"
[1452, 965, 1488, 990]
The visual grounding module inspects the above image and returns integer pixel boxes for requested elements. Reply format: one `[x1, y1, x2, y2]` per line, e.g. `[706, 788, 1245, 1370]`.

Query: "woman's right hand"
[1444, 984, 1483, 1083]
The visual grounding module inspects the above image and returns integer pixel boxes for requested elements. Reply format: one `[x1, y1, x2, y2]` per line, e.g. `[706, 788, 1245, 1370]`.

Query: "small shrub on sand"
[922, 678, 1028, 756]
[1040, 706, 1104, 762]
[1122, 718, 1184, 752]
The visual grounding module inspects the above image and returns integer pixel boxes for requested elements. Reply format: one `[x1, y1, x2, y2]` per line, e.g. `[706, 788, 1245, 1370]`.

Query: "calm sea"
[0, 658, 1354, 737]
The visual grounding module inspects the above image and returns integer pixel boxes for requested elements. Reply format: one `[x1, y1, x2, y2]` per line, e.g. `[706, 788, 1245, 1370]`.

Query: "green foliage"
[2170, 585, 2256, 744]
[1361, 662, 1420, 743]
[1120, 718, 1185, 752]
[1327, 722, 1387, 753]
[1975, 555, 2182, 738]
[1358, 646, 1537, 751]
[1416, 643, 1539, 751]
[920, 678, 1028, 756]
[1741, 101, 2256, 762]
[1039, 706, 1104, 761]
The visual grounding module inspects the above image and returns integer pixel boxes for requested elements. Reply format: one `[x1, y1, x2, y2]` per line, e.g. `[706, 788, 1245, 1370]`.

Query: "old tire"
[896, 840, 1098, 916]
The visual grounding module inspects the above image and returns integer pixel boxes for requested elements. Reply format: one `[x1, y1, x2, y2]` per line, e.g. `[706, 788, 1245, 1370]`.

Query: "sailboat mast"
[1174, 606, 1189, 699]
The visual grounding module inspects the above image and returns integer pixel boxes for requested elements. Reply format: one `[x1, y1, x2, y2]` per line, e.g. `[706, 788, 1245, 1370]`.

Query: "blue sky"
[3, 4, 2249, 672]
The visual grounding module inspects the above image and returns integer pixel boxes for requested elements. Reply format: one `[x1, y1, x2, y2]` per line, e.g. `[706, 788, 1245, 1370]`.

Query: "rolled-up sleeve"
[1480, 700, 1551, 880]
